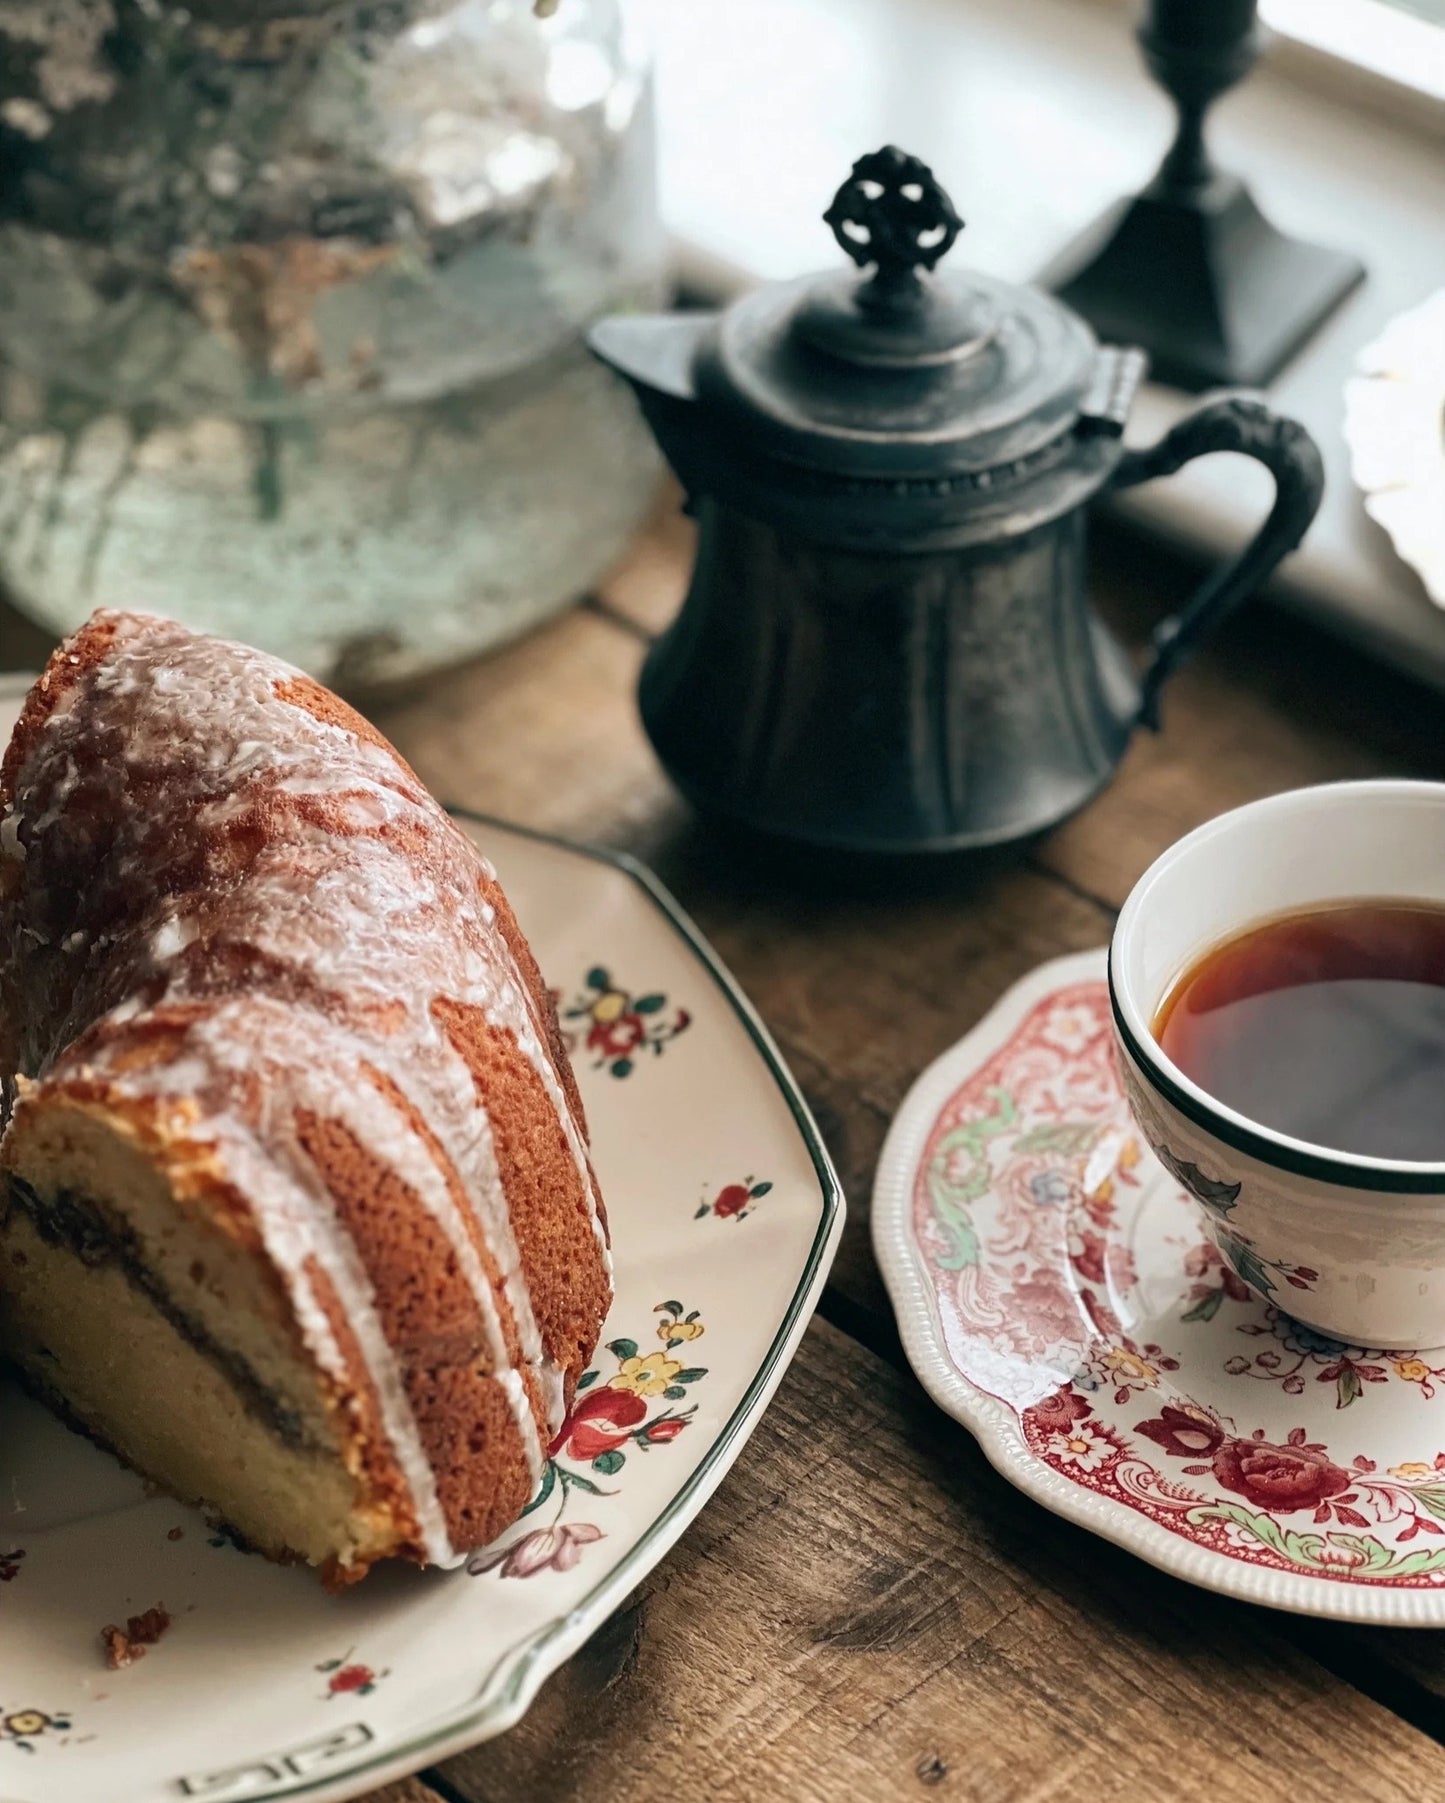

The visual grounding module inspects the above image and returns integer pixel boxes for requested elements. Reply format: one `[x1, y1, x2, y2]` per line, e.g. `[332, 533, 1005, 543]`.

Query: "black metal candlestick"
[1043, 0, 1365, 391]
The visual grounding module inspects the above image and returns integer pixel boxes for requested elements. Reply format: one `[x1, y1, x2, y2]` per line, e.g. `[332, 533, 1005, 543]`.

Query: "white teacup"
[1111, 780, 1445, 1351]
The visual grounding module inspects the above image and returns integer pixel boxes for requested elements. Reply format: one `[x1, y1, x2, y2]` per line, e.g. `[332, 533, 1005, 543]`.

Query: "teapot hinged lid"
[692, 147, 1126, 483]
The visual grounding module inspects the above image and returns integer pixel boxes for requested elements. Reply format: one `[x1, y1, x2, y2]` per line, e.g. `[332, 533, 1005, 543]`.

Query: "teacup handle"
[1109, 396, 1325, 729]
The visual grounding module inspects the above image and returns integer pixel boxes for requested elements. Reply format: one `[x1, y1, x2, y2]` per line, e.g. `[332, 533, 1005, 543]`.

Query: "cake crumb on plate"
[101, 1604, 171, 1669]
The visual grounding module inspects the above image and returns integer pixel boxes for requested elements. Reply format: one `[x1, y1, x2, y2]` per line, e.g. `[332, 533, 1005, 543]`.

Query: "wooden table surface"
[6, 494, 1445, 1800]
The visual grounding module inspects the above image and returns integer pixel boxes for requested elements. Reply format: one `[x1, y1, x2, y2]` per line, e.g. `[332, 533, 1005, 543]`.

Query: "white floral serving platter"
[0, 670, 843, 1803]
[874, 947, 1445, 1626]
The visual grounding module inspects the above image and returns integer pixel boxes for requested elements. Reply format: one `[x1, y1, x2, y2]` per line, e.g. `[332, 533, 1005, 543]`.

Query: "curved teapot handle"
[1109, 396, 1324, 730]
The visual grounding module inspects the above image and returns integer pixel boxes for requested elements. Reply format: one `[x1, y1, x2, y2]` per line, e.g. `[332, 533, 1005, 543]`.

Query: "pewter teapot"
[590, 148, 1324, 854]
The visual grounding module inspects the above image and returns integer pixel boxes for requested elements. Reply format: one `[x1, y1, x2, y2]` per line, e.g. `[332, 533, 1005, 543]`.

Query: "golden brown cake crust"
[0, 610, 612, 1576]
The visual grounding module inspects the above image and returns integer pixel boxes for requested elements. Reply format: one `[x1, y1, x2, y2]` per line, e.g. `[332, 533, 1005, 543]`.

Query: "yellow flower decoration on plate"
[1102, 1347, 1158, 1384]
[612, 1352, 683, 1397]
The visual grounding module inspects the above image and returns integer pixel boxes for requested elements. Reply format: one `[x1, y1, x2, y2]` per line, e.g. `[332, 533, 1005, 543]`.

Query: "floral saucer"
[0, 678, 843, 1803]
[874, 948, 1445, 1625]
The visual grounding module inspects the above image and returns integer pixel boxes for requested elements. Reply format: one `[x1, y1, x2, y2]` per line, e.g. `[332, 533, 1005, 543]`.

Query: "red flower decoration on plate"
[550, 1385, 648, 1461]
[558, 967, 691, 1079]
[642, 1416, 688, 1444]
[696, 1177, 774, 1222]
[316, 1652, 388, 1699]
[588, 1014, 647, 1062]
[1136, 1404, 1225, 1460]
[1026, 1387, 1092, 1435]
[1212, 1433, 1352, 1514]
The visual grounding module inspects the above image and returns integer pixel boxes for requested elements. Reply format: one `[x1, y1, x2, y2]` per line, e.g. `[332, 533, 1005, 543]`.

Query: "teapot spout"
[588, 313, 714, 484]
[588, 312, 711, 406]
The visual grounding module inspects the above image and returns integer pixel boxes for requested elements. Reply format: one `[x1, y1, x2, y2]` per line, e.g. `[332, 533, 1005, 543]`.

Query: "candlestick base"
[1043, 173, 1365, 392]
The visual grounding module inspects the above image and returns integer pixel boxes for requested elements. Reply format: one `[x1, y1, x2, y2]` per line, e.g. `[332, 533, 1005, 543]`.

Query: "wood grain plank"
[432, 1317, 1445, 1803]
[356, 1781, 451, 1803]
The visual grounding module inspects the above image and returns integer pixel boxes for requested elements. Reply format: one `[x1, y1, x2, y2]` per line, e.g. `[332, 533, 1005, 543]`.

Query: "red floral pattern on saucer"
[876, 950, 1445, 1618]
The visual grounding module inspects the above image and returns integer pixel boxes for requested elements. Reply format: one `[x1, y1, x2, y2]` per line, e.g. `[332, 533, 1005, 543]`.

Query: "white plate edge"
[254, 819, 847, 1800]
[870, 945, 1445, 1627]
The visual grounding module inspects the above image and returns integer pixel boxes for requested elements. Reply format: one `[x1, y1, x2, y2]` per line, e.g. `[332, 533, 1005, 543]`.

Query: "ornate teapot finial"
[822, 146, 964, 309]
[801, 146, 982, 361]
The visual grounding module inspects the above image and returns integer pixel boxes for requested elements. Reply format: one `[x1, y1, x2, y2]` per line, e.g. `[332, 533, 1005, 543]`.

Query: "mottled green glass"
[0, 0, 663, 682]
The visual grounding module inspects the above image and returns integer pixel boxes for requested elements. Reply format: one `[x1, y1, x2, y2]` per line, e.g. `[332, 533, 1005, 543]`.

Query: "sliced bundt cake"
[0, 611, 610, 1583]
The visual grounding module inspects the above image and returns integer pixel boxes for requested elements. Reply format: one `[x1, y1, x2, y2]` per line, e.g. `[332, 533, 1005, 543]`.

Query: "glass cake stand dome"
[0, 0, 664, 684]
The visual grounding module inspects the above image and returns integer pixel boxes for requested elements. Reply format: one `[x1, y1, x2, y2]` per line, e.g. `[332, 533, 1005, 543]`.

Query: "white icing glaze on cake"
[0, 611, 612, 1572]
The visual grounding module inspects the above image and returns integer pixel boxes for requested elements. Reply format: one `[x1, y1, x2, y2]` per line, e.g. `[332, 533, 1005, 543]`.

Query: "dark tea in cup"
[1153, 899, 1445, 1163]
